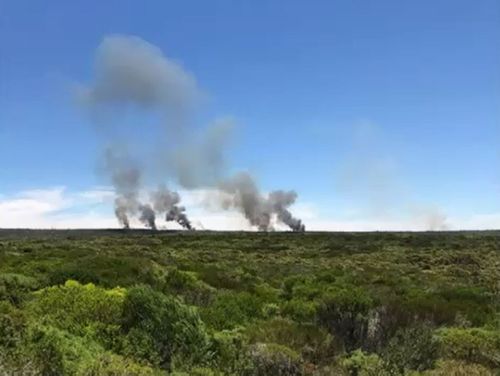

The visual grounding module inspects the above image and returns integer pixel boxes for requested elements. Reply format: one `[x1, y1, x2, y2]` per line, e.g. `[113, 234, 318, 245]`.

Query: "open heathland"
[0, 229, 499, 375]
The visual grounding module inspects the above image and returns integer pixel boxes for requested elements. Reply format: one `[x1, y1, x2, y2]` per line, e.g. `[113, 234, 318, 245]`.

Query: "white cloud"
[0, 186, 499, 231]
[0, 187, 114, 229]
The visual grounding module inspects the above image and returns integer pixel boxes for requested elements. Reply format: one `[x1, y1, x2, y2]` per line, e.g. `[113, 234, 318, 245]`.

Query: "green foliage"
[0, 301, 26, 349]
[421, 360, 496, 375]
[282, 298, 318, 323]
[208, 329, 253, 374]
[246, 318, 335, 363]
[1, 230, 500, 375]
[382, 323, 438, 373]
[28, 324, 103, 376]
[163, 268, 216, 306]
[401, 287, 494, 327]
[250, 343, 303, 376]
[201, 291, 266, 330]
[121, 285, 211, 369]
[86, 352, 166, 375]
[317, 287, 374, 351]
[28, 280, 125, 345]
[341, 349, 385, 376]
[0, 273, 39, 305]
[436, 327, 500, 368]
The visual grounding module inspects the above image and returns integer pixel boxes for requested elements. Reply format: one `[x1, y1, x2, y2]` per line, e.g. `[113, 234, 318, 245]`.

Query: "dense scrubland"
[0, 229, 499, 375]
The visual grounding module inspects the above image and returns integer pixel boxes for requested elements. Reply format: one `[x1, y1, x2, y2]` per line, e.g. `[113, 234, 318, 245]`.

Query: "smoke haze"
[218, 172, 305, 232]
[337, 122, 448, 231]
[77, 34, 304, 230]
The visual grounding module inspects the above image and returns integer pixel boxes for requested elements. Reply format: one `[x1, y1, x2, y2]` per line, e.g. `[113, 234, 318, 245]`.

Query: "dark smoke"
[268, 191, 305, 232]
[78, 35, 304, 231]
[219, 173, 305, 232]
[166, 206, 192, 230]
[151, 185, 192, 229]
[138, 204, 156, 230]
[103, 148, 141, 229]
[79, 35, 199, 229]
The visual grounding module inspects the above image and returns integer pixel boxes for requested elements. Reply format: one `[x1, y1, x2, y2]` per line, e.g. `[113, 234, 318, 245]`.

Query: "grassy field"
[0, 229, 499, 375]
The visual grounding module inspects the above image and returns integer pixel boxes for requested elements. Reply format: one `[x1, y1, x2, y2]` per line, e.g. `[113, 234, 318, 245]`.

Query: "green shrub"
[121, 285, 211, 369]
[253, 283, 280, 303]
[28, 280, 125, 342]
[400, 287, 494, 327]
[0, 301, 26, 349]
[86, 352, 165, 375]
[201, 291, 265, 330]
[48, 267, 103, 286]
[246, 318, 335, 364]
[163, 268, 215, 306]
[383, 323, 438, 373]
[436, 327, 500, 368]
[422, 359, 495, 375]
[28, 324, 103, 376]
[0, 352, 41, 376]
[281, 275, 308, 300]
[250, 343, 303, 376]
[170, 368, 218, 376]
[341, 349, 385, 376]
[317, 288, 374, 351]
[0, 273, 39, 305]
[282, 298, 317, 323]
[209, 329, 253, 374]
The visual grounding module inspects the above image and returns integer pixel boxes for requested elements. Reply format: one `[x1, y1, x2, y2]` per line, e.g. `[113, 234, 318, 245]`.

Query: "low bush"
[317, 287, 374, 351]
[121, 285, 211, 370]
[250, 343, 303, 376]
[0, 301, 26, 349]
[341, 349, 385, 376]
[28, 280, 125, 341]
[201, 291, 266, 330]
[436, 327, 500, 368]
[0, 273, 39, 305]
[163, 268, 215, 306]
[208, 329, 253, 374]
[422, 359, 496, 375]
[282, 298, 318, 323]
[28, 324, 103, 376]
[382, 323, 438, 373]
[246, 318, 335, 364]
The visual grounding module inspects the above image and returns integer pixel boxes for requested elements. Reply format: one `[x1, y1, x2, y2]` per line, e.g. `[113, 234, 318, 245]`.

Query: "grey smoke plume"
[268, 191, 305, 232]
[103, 148, 141, 229]
[337, 122, 448, 231]
[151, 185, 192, 229]
[413, 206, 448, 231]
[219, 173, 305, 232]
[169, 117, 234, 189]
[139, 204, 156, 230]
[79, 35, 200, 229]
[79, 34, 304, 231]
[79, 35, 200, 114]
[166, 206, 192, 230]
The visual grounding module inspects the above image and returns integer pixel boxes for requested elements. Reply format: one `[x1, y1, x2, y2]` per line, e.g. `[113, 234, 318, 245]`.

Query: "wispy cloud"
[0, 186, 498, 231]
[0, 187, 114, 228]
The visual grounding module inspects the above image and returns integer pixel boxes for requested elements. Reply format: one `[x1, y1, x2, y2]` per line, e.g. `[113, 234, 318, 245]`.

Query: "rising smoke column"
[268, 190, 305, 232]
[78, 35, 200, 228]
[78, 34, 305, 231]
[151, 185, 192, 229]
[138, 204, 156, 230]
[103, 147, 141, 229]
[218, 172, 305, 232]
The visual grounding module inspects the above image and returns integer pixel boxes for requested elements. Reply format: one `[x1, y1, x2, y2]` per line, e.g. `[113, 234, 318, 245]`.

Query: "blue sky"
[0, 1, 499, 230]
